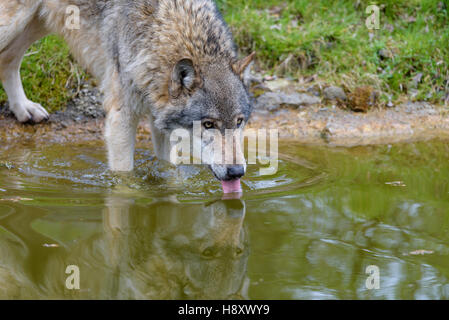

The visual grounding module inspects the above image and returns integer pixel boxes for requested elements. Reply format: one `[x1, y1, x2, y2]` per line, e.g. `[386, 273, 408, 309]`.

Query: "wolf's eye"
[236, 118, 244, 127]
[203, 121, 214, 129]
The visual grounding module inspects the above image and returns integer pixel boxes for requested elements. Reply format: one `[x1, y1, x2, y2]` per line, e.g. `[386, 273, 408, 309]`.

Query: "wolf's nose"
[227, 165, 245, 180]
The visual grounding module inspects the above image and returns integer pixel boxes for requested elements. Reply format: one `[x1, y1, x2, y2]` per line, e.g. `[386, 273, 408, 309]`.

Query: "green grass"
[0, 35, 86, 113]
[218, 0, 449, 103]
[1, 1, 448, 112]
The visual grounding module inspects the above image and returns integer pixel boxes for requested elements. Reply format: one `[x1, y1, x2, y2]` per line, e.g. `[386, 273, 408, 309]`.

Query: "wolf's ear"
[170, 59, 198, 98]
[232, 52, 256, 77]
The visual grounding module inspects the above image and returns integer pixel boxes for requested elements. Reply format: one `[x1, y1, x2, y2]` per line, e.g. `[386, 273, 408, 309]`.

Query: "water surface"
[0, 139, 449, 299]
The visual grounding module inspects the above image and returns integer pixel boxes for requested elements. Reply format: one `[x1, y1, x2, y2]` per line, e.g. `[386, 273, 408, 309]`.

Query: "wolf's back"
[0, 0, 42, 51]
[151, 0, 237, 65]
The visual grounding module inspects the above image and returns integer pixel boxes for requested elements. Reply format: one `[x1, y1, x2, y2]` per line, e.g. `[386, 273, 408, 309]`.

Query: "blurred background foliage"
[1, 0, 448, 112]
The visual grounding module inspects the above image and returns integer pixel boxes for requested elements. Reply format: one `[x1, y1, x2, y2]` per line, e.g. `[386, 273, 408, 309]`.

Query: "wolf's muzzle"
[225, 165, 245, 181]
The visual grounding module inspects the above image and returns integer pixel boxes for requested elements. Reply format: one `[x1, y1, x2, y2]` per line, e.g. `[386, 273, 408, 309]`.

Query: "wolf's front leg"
[104, 106, 138, 172]
[147, 113, 172, 163]
[0, 20, 49, 123]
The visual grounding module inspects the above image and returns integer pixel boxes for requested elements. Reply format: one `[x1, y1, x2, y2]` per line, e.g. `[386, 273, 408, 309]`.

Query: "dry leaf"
[0, 196, 33, 202]
[409, 250, 434, 255]
[43, 244, 60, 248]
[385, 181, 406, 187]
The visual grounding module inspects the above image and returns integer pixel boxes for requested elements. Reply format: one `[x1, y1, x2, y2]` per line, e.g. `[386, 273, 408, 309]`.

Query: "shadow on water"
[1, 139, 449, 299]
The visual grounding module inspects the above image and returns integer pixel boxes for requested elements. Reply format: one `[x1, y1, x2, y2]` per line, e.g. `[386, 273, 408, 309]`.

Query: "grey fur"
[0, 0, 255, 180]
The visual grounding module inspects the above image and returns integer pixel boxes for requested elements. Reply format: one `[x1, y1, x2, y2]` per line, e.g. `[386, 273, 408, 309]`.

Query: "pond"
[0, 138, 448, 299]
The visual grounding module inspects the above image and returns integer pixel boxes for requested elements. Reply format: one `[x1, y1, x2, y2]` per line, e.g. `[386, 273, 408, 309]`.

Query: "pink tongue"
[221, 179, 242, 194]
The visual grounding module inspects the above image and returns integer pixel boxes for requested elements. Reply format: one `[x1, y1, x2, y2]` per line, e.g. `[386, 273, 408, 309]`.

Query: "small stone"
[264, 78, 292, 92]
[400, 102, 437, 116]
[255, 92, 321, 111]
[307, 86, 321, 97]
[323, 86, 347, 101]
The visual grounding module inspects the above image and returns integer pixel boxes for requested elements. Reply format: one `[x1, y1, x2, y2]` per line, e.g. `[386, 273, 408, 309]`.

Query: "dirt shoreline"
[1, 80, 449, 147]
[250, 103, 449, 146]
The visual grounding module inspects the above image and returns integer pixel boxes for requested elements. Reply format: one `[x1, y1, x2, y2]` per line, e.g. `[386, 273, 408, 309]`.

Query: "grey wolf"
[0, 0, 255, 192]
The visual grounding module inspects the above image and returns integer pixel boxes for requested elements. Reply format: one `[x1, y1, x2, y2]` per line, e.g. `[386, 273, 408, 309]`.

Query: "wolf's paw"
[11, 100, 49, 123]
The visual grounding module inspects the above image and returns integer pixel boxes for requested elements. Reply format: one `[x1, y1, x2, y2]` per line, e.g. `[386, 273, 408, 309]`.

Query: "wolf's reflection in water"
[0, 194, 249, 300]
[103, 195, 249, 299]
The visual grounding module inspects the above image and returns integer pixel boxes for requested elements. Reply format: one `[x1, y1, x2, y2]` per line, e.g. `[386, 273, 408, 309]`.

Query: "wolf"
[0, 0, 255, 193]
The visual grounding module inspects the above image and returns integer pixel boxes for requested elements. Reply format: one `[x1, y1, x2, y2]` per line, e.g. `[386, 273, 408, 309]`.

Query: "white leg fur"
[147, 113, 172, 162]
[0, 19, 49, 123]
[104, 107, 138, 172]
[2, 66, 49, 123]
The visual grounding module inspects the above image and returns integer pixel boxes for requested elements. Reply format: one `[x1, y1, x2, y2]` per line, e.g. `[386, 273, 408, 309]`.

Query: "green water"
[0, 139, 449, 299]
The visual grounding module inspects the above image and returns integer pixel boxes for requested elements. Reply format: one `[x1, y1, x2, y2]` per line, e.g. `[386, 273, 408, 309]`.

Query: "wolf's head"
[153, 53, 255, 192]
[121, 0, 256, 192]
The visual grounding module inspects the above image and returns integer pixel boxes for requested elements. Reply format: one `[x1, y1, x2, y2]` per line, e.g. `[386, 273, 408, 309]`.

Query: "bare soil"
[1, 79, 448, 147]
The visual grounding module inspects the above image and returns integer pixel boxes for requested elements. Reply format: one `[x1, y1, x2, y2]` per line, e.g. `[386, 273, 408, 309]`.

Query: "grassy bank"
[0, 36, 86, 113]
[1, 0, 448, 112]
[218, 0, 449, 103]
